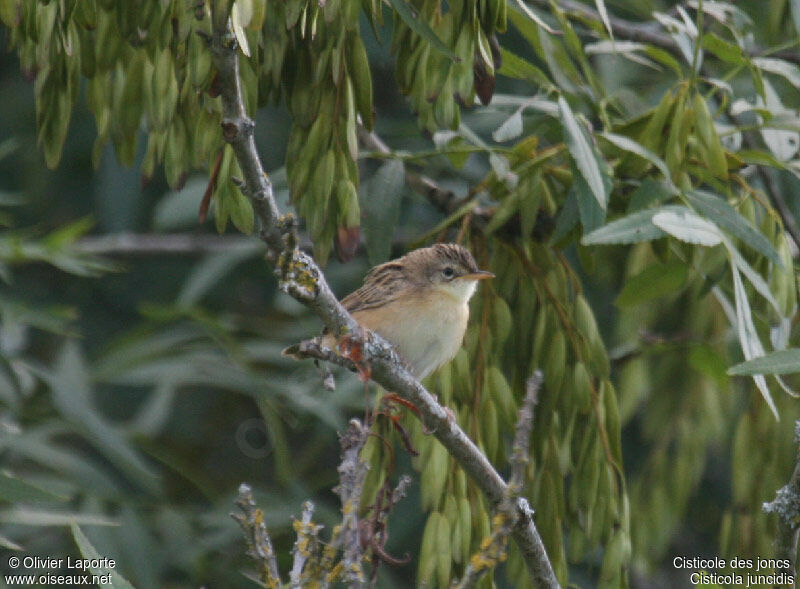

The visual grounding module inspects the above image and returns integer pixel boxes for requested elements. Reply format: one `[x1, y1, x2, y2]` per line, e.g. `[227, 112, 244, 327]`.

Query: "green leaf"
[728, 349, 800, 375]
[231, 0, 251, 57]
[45, 342, 160, 492]
[486, 188, 520, 235]
[177, 243, 263, 306]
[701, 32, 746, 65]
[582, 206, 690, 245]
[689, 344, 729, 388]
[72, 523, 137, 589]
[551, 190, 580, 244]
[493, 110, 524, 143]
[723, 237, 782, 316]
[686, 190, 782, 266]
[363, 159, 405, 265]
[572, 163, 606, 232]
[0, 191, 27, 206]
[651, 208, 723, 246]
[0, 427, 123, 497]
[792, 0, 800, 38]
[616, 261, 689, 307]
[0, 507, 117, 527]
[153, 177, 208, 230]
[387, 0, 457, 60]
[0, 472, 67, 503]
[627, 179, 675, 212]
[0, 532, 22, 550]
[510, 0, 558, 35]
[753, 57, 800, 89]
[730, 265, 779, 419]
[0, 138, 19, 162]
[594, 0, 614, 41]
[643, 46, 684, 76]
[498, 48, 552, 87]
[559, 96, 608, 209]
[600, 132, 674, 184]
[229, 183, 254, 234]
[45, 217, 95, 248]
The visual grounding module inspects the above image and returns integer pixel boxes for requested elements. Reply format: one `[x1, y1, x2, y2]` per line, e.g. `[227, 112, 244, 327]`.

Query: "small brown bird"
[286, 243, 493, 380]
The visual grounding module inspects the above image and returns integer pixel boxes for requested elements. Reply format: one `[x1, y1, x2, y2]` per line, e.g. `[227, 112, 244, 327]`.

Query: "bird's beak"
[461, 270, 495, 280]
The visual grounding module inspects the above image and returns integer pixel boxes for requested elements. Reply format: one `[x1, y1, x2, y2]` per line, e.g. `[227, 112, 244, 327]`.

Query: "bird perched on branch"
[284, 243, 493, 380]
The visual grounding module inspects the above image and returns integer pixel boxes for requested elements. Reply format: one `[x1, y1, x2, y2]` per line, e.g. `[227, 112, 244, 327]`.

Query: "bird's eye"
[442, 267, 455, 279]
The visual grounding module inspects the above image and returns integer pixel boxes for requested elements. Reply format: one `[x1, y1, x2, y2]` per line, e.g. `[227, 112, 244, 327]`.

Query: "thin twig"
[289, 501, 320, 588]
[335, 419, 370, 588]
[510, 371, 543, 491]
[232, 483, 282, 588]
[452, 371, 544, 589]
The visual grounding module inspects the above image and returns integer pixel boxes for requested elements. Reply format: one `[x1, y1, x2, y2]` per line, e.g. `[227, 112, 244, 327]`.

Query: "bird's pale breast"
[352, 291, 470, 380]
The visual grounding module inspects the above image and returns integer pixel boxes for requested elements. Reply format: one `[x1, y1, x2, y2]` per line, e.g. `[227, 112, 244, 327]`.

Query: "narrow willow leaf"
[551, 190, 579, 244]
[721, 236, 782, 316]
[46, 343, 160, 491]
[0, 472, 67, 503]
[572, 163, 606, 232]
[0, 532, 22, 550]
[231, 1, 251, 57]
[731, 265, 779, 419]
[616, 261, 689, 307]
[72, 523, 137, 589]
[559, 96, 607, 209]
[600, 132, 674, 185]
[689, 344, 729, 387]
[760, 80, 800, 161]
[178, 244, 263, 306]
[387, 0, 457, 60]
[685, 190, 782, 266]
[729, 349, 800, 375]
[627, 179, 675, 212]
[499, 48, 552, 86]
[792, 0, 800, 38]
[511, 0, 557, 35]
[0, 508, 117, 527]
[363, 159, 405, 265]
[581, 206, 689, 245]
[594, 0, 614, 40]
[753, 57, 800, 90]
[701, 32, 746, 65]
[652, 208, 723, 246]
[493, 110, 524, 142]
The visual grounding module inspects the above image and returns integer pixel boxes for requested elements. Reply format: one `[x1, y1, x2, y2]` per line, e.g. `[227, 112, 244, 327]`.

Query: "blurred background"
[2, 0, 800, 587]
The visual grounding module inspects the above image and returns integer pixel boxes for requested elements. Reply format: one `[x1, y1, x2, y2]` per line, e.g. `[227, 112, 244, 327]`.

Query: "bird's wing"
[341, 261, 408, 313]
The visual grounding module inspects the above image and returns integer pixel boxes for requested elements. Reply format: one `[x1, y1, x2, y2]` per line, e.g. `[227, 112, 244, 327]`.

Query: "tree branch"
[763, 420, 800, 579]
[335, 419, 370, 588]
[209, 10, 559, 586]
[75, 233, 265, 256]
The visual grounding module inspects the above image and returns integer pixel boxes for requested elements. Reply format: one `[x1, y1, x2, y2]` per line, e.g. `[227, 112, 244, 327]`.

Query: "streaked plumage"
[287, 243, 493, 380]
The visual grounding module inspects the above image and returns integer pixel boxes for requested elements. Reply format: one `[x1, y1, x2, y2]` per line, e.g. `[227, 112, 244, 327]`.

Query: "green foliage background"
[2, 0, 800, 587]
